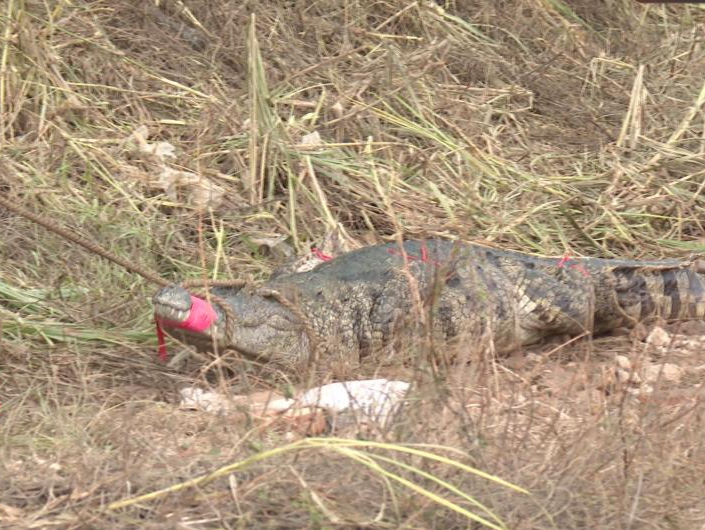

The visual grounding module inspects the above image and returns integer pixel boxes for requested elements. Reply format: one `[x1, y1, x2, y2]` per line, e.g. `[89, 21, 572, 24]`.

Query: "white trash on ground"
[179, 387, 234, 413]
[124, 125, 225, 209]
[179, 379, 410, 426]
[268, 379, 410, 424]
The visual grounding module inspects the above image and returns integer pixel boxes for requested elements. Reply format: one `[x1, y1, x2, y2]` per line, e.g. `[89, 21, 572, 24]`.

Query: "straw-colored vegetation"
[1, 1, 704, 528]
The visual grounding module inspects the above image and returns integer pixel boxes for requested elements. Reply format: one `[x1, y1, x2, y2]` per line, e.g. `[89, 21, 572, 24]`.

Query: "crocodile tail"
[592, 262, 705, 331]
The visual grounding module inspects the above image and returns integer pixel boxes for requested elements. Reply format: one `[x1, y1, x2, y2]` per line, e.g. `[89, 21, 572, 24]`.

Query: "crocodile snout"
[153, 285, 193, 324]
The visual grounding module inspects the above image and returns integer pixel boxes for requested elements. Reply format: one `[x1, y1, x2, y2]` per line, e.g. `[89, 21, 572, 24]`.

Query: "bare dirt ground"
[1, 1, 705, 528]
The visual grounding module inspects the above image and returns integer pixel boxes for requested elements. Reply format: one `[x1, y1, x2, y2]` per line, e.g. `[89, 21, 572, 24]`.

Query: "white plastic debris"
[178, 379, 411, 427]
[157, 166, 225, 209]
[179, 387, 233, 413]
[642, 363, 684, 384]
[125, 125, 225, 209]
[130, 125, 176, 159]
[268, 379, 410, 424]
[299, 130, 324, 148]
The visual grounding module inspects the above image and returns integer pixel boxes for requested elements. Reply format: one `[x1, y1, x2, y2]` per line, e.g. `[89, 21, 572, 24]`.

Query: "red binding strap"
[154, 295, 218, 361]
[311, 247, 333, 261]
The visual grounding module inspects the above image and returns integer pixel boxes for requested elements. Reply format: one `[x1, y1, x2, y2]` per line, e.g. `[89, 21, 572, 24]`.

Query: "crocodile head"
[152, 285, 311, 366]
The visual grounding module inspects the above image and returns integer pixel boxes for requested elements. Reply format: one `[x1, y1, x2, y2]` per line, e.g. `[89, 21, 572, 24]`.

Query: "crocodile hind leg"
[431, 252, 596, 354]
[499, 260, 596, 348]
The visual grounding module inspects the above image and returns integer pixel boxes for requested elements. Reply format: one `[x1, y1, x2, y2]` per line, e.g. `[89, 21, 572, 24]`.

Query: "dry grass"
[1, 0, 704, 528]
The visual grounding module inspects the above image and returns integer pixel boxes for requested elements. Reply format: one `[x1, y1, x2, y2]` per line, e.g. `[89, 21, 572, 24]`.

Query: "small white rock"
[616, 368, 641, 385]
[627, 384, 653, 396]
[615, 355, 632, 370]
[526, 353, 543, 363]
[642, 363, 684, 384]
[179, 387, 232, 413]
[645, 326, 671, 348]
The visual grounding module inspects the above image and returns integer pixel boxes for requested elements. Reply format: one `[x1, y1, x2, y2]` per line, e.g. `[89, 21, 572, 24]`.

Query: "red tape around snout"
[154, 295, 217, 362]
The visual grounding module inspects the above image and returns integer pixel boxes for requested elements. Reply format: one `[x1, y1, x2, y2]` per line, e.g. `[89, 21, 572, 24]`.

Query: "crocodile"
[153, 240, 705, 370]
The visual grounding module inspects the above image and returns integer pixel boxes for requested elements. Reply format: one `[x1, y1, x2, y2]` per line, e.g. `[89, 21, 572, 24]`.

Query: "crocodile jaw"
[152, 284, 312, 365]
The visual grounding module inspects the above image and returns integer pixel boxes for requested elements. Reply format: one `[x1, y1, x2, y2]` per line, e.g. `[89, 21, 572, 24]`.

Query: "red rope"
[154, 316, 168, 362]
[311, 247, 333, 261]
[557, 254, 572, 268]
[557, 253, 590, 277]
[420, 241, 429, 263]
[386, 246, 442, 266]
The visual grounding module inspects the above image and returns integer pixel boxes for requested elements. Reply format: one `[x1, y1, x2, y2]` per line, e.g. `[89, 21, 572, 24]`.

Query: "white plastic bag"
[269, 379, 410, 424]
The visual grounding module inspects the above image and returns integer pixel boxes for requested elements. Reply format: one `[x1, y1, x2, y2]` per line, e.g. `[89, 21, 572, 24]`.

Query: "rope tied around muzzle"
[0, 194, 321, 363]
[154, 292, 219, 361]
[156, 279, 247, 362]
